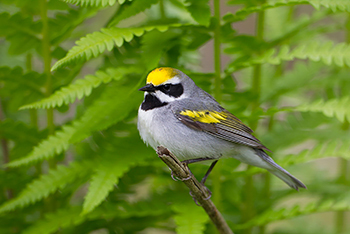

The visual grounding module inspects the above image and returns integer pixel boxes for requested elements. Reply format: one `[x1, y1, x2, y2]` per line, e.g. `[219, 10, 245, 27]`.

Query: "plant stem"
[335, 14, 350, 234]
[157, 147, 234, 234]
[212, 1, 223, 231]
[0, 98, 13, 199]
[159, 0, 166, 20]
[40, 0, 55, 167]
[244, 7, 266, 234]
[213, 0, 222, 103]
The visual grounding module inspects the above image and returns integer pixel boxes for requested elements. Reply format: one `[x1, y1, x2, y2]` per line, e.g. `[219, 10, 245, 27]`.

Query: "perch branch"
[156, 146, 234, 234]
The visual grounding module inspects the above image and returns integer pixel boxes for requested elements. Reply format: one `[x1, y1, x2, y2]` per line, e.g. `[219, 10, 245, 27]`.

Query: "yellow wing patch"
[146, 67, 179, 86]
[180, 110, 227, 123]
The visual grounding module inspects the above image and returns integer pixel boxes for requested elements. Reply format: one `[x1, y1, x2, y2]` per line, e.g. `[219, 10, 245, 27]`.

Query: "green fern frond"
[229, 41, 350, 71]
[8, 76, 142, 168]
[0, 119, 43, 144]
[20, 67, 136, 109]
[82, 168, 117, 215]
[0, 161, 91, 213]
[82, 126, 153, 214]
[62, 0, 125, 7]
[184, 0, 211, 26]
[82, 150, 150, 214]
[297, 96, 350, 122]
[279, 138, 350, 167]
[22, 207, 84, 234]
[51, 24, 182, 71]
[225, 0, 350, 23]
[234, 197, 350, 229]
[6, 125, 75, 168]
[108, 0, 160, 26]
[172, 202, 209, 234]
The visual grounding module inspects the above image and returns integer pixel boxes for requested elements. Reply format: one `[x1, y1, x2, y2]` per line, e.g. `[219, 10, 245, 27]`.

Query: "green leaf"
[172, 202, 209, 234]
[229, 41, 350, 72]
[297, 96, 350, 122]
[185, 0, 211, 26]
[0, 119, 43, 144]
[234, 196, 350, 229]
[82, 168, 117, 215]
[22, 207, 84, 234]
[279, 138, 350, 168]
[225, 0, 350, 23]
[0, 161, 91, 213]
[141, 30, 182, 69]
[108, 0, 160, 26]
[7, 74, 143, 168]
[62, 0, 122, 7]
[51, 24, 182, 71]
[6, 125, 75, 167]
[0, 12, 41, 55]
[20, 67, 137, 109]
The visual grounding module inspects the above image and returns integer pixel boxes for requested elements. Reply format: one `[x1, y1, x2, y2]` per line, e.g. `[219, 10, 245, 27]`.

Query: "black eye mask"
[157, 83, 184, 98]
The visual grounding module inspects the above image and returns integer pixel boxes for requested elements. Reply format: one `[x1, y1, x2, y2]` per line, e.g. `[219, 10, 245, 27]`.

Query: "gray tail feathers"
[255, 149, 307, 191]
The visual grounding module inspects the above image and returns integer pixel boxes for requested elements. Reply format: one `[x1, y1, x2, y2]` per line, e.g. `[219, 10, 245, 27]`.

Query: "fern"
[234, 197, 350, 229]
[22, 207, 84, 234]
[82, 168, 117, 215]
[20, 67, 137, 109]
[108, 0, 160, 26]
[6, 125, 76, 168]
[83, 156, 137, 214]
[0, 119, 43, 144]
[225, 0, 350, 23]
[82, 125, 153, 214]
[0, 12, 41, 54]
[0, 161, 91, 213]
[62, 0, 125, 7]
[297, 96, 350, 122]
[0, 66, 44, 94]
[172, 202, 209, 234]
[229, 41, 350, 72]
[184, 0, 211, 26]
[51, 24, 182, 71]
[279, 138, 350, 166]
[8, 77, 141, 168]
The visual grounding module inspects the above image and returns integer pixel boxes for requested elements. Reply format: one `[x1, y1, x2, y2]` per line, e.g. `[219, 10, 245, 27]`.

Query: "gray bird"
[138, 67, 306, 190]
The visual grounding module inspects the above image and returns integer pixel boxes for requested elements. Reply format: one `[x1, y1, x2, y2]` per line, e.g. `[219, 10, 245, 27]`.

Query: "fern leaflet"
[8, 76, 142, 168]
[51, 24, 182, 71]
[20, 67, 137, 109]
[172, 202, 209, 234]
[108, 0, 160, 26]
[62, 0, 125, 7]
[234, 197, 350, 229]
[6, 125, 76, 168]
[22, 207, 84, 234]
[229, 41, 350, 72]
[297, 96, 350, 122]
[225, 0, 350, 23]
[0, 161, 91, 213]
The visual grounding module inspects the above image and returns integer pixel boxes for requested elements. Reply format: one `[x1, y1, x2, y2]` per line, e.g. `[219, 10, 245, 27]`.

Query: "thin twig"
[156, 146, 234, 234]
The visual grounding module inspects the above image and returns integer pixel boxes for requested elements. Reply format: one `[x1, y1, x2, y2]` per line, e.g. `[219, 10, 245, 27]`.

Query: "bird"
[137, 67, 306, 191]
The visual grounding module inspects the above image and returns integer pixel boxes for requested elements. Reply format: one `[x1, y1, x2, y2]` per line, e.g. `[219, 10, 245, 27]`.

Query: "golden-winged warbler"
[138, 67, 306, 190]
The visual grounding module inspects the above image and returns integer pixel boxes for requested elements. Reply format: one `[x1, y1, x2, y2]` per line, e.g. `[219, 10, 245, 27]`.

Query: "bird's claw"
[170, 170, 191, 181]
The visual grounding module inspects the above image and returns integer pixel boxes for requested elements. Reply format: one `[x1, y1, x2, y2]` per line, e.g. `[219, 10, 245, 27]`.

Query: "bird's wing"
[172, 101, 269, 151]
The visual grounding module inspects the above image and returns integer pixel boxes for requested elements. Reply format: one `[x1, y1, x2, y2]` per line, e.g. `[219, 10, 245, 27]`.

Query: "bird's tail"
[255, 149, 307, 191]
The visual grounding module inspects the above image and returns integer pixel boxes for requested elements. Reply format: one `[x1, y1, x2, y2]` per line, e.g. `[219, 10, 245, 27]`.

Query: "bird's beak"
[139, 83, 156, 92]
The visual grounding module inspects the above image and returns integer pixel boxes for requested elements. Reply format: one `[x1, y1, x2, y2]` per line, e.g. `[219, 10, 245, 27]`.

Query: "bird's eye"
[163, 84, 171, 91]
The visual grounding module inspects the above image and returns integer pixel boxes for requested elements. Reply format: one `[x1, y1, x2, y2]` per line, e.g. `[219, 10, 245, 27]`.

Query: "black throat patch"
[141, 94, 168, 111]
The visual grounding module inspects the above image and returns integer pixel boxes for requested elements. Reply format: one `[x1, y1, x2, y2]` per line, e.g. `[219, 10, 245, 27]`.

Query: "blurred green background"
[0, 0, 350, 233]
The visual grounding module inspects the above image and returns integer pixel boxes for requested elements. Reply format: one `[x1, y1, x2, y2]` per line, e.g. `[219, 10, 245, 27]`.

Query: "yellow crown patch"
[146, 67, 179, 86]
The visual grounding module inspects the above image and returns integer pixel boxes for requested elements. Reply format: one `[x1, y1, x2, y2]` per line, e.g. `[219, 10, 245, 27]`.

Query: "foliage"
[0, 0, 350, 234]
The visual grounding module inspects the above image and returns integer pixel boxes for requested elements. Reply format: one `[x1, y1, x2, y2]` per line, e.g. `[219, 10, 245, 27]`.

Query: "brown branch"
[156, 146, 234, 234]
